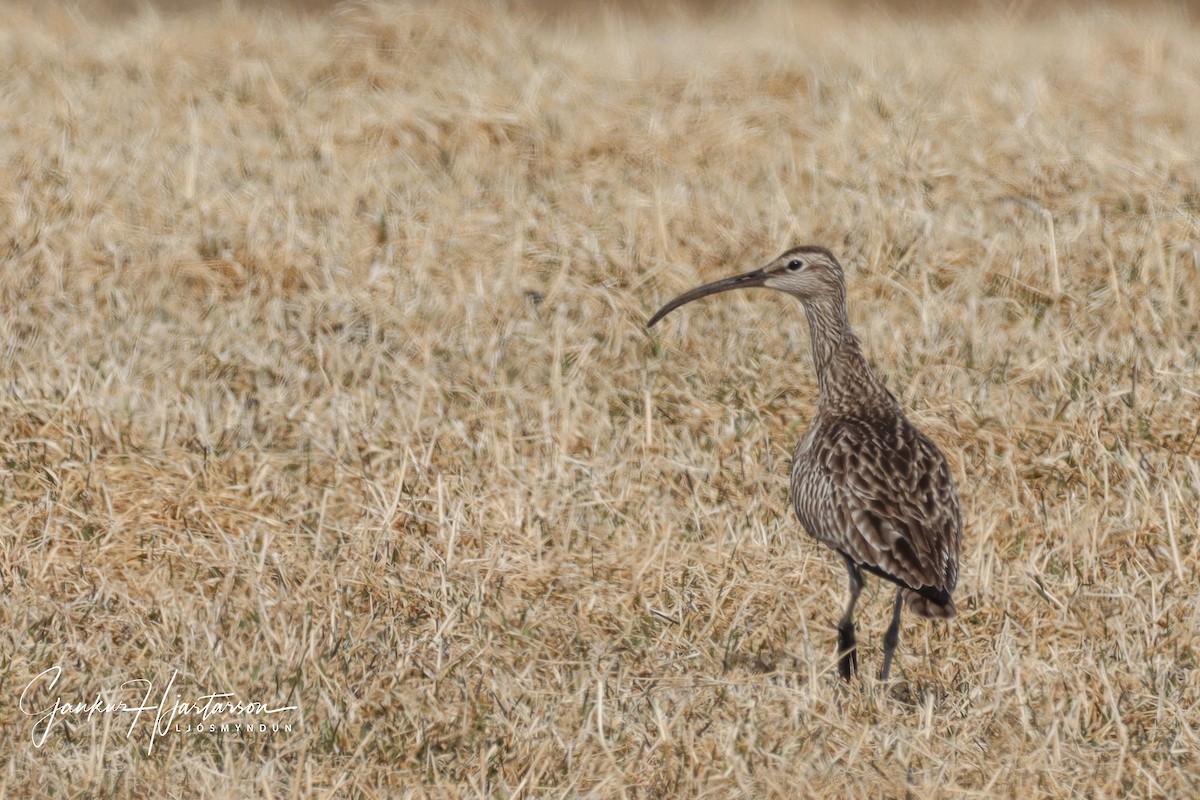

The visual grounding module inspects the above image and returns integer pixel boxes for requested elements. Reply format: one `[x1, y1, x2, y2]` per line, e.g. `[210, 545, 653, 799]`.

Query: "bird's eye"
[787, 259, 803, 271]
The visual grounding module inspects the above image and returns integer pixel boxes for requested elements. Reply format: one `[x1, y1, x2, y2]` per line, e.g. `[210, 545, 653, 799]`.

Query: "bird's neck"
[802, 295, 893, 411]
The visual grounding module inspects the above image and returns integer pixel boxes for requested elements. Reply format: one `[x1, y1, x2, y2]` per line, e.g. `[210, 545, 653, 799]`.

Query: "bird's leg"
[880, 589, 905, 681]
[837, 556, 863, 680]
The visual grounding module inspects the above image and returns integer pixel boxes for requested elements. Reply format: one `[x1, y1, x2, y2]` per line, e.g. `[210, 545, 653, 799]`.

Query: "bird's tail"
[903, 588, 956, 619]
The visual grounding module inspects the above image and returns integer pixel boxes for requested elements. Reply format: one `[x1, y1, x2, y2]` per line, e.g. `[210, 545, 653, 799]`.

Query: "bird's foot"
[837, 623, 858, 681]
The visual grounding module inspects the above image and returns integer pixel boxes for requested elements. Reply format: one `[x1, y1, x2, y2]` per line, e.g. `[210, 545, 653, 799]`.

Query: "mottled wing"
[796, 414, 961, 595]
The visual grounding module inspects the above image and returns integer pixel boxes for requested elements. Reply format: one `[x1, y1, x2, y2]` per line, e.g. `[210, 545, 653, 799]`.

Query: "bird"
[647, 246, 962, 681]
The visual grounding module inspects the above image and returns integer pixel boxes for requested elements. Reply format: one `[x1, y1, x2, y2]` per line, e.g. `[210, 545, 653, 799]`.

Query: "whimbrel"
[648, 246, 961, 680]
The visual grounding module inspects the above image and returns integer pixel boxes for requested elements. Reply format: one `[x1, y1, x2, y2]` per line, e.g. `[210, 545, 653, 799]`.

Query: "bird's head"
[647, 246, 844, 328]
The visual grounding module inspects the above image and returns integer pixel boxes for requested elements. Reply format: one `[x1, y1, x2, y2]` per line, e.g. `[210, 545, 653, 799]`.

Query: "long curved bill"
[646, 268, 769, 328]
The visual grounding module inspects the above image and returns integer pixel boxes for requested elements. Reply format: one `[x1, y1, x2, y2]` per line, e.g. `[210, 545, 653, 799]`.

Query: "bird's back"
[791, 402, 961, 617]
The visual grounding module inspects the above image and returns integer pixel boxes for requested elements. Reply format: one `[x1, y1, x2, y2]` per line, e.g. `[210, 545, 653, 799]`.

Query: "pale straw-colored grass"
[0, 1, 1197, 796]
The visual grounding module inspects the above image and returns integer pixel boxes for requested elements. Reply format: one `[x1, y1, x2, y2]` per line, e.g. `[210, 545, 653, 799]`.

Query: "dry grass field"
[1, 0, 1198, 796]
